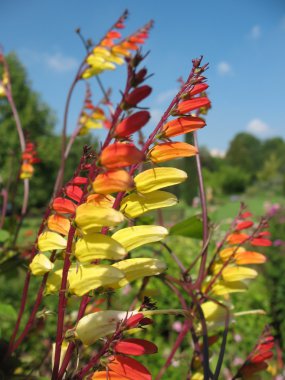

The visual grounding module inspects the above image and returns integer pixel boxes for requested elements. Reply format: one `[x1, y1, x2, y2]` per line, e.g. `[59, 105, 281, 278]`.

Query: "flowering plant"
[0, 11, 278, 380]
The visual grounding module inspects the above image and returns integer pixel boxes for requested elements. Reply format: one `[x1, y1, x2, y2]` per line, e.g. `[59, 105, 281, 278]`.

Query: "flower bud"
[92, 170, 134, 194]
[99, 143, 144, 169]
[148, 142, 197, 163]
[188, 83, 209, 97]
[124, 85, 152, 107]
[114, 111, 150, 138]
[66, 185, 83, 202]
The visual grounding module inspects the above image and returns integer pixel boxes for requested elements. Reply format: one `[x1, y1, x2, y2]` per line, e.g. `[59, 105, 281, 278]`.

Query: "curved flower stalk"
[0, 50, 30, 237]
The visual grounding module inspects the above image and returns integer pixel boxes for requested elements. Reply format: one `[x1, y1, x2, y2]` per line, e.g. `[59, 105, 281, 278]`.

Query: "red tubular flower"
[188, 83, 209, 96]
[107, 30, 122, 39]
[124, 85, 152, 107]
[108, 355, 152, 380]
[161, 116, 206, 138]
[71, 176, 88, 185]
[52, 197, 77, 214]
[235, 221, 254, 231]
[99, 143, 144, 169]
[125, 313, 145, 328]
[113, 338, 158, 356]
[250, 237, 272, 247]
[66, 185, 83, 203]
[177, 97, 211, 114]
[114, 111, 150, 138]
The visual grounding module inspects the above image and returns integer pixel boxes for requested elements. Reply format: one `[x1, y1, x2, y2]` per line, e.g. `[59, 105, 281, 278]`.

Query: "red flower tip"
[52, 197, 77, 214]
[125, 313, 145, 328]
[188, 83, 209, 97]
[241, 211, 253, 219]
[124, 85, 152, 107]
[65, 185, 83, 203]
[71, 176, 88, 185]
[108, 355, 152, 380]
[235, 221, 254, 231]
[113, 338, 158, 356]
[114, 111, 150, 138]
[177, 97, 211, 114]
[250, 238, 272, 247]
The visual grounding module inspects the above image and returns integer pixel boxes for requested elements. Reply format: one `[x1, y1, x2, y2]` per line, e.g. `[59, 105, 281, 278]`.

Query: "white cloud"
[44, 52, 78, 72]
[247, 118, 270, 135]
[210, 148, 225, 158]
[155, 89, 177, 104]
[18, 48, 78, 73]
[249, 25, 261, 40]
[217, 61, 232, 76]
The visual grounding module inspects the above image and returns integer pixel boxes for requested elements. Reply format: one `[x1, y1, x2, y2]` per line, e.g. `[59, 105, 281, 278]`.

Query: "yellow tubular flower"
[111, 258, 167, 288]
[29, 254, 54, 276]
[68, 264, 125, 296]
[219, 246, 245, 261]
[211, 280, 248, 296]
[72, 310, 138, 345]
[112, 225, 168, 251]
[200, 301, 229, 330]
[120, 191, 178, 218]
[222, 266, 258, 282]
[37, 231, 67, 252]
[45, 270, 63, 294]
[86, 194, 115, 207]
[74, 234, 127, 263]
[134, 167, 187, 193]
[75, 203, 125, 234]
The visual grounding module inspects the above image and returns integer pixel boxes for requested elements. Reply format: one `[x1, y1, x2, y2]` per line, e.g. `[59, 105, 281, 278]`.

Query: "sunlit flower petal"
[38, 231, 67, 252]
[92, 170, 134, 194]
[47, 214, 71, 236]
[161, 116, 206, 138]
[134, 167, 187, 193]
[29, 254, 54, 276]
[148, 142, 197, 163]
[222, 266, 258, 282]
[120, 191, 177, 218]
[100, 143, 144, 169]
[112, 225, 168, 251]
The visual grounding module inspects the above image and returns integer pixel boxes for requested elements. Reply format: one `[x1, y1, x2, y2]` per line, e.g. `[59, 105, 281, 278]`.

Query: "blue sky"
[1, 0, 285, 154]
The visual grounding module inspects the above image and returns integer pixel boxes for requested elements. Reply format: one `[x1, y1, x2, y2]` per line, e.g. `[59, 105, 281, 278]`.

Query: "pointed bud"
[92, 170, 134, 194]
[114, 111, 150, 138]
[148, 142, 197, 163]
[124, 85, 152, 107]
[188, 83, 209, 97]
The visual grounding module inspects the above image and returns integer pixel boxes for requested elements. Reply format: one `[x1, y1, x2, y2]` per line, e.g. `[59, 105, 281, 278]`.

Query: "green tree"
[226, 133, 262, 180]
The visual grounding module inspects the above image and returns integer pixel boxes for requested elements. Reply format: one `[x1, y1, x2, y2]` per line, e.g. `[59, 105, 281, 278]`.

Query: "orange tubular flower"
[99, 143, 144, 169]
[124, 85, 152, 107]
[92, 170, 134, 194]
[87, 194, 115, 207]
[47, 214, 71, 236]
[108, 355, 151, 380]
[52, 197, 77, 214]
[161, 116, 206, 138]
[148, 142, 198, 163]
[114, 111, 150, 138]
[177, 97, 211, 114]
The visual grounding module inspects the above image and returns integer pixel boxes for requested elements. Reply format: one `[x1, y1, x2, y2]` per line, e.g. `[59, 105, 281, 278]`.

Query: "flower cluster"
[81, 11, 153, 79]
[20, 141, 40, 179]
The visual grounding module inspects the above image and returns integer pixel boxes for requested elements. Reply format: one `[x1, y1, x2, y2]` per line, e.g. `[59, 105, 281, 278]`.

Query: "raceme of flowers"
[28, 58, 211, 378]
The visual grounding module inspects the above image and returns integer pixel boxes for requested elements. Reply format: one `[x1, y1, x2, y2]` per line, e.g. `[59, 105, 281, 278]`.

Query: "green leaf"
[0, 303, 17, 320]
[169, 215, 204, 239]
[0, 229, 10, 243]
